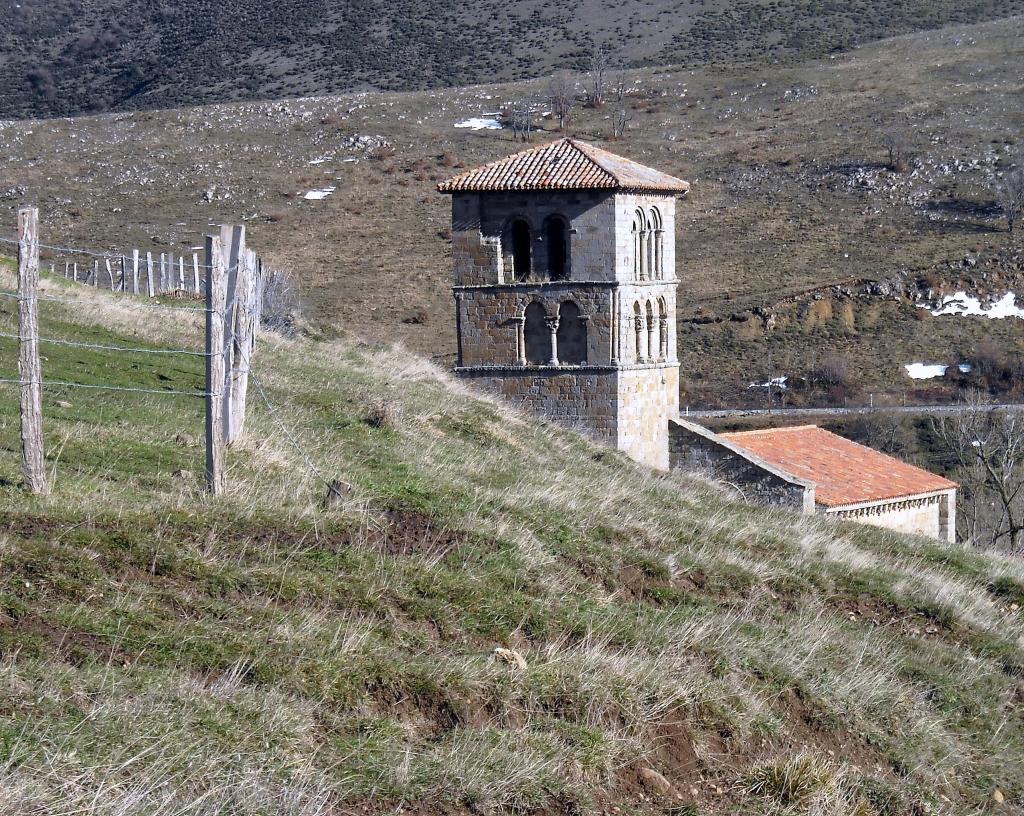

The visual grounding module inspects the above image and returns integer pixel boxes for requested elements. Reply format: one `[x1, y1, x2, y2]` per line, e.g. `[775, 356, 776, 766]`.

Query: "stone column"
[545, 316, 560, 366]
[646, 314, 655, 362]
[634, 315, 644, 363]
[659, 316, 669, 361]
[513, 316, 526, 366]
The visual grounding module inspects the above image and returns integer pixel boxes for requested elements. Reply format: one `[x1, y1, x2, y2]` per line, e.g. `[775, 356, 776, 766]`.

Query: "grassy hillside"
[1, 262, 1023, 814]
[2, 0, 1023, 119]
[2, 17, 1022, 409]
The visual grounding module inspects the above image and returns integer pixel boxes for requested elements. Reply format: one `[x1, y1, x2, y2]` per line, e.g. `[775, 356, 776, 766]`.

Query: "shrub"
[260, 266, 304, 335]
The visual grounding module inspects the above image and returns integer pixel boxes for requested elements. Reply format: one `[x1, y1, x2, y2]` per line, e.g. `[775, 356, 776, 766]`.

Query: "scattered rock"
[323, 479, 352, 508]
[55, 399, 72, 409]
[637, 767, 674, 797]
[492, 647, 527, 671]
[402, 310, 429, 325]
[174, 432, 196, 447]
[993, 789, 1005, 803]
[171, 468, 191, 480]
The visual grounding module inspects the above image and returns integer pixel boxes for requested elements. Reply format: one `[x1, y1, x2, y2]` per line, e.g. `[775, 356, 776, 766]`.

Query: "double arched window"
[632, 206, 665, 281]
[503, 215, 572, 282]
[521, 300, 587, 366]
[631, 298, 668, 362]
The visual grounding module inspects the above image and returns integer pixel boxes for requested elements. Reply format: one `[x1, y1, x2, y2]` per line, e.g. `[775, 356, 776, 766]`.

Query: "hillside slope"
[1, 0, 1023, 118]
[0, 263, 1022, 814]
[3, 16, 1023, 408]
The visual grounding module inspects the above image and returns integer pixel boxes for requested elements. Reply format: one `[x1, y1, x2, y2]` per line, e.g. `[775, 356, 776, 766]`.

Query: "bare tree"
[548, 71, 578, 132]
[995, 165, 1024, 233]
[610, 107, 632, 139]
[586, 44, 610, 108]
[932, 397, 1024, 552]
[882, 131, 911, 173]
[612, 66, 630, 105]
[503, 96, 539, 142]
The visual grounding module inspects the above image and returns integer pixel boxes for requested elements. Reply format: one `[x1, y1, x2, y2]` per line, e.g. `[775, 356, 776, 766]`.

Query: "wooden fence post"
[17, 207, 47, 495]
[146, 252, 155, 297]
[159, 253, 166, 293]
[220, 224, 244, 443]
[105, 258, 115, 291]
[120, 255, 127, 291]
[177, 256, 185, 290]
[227, 248, 257, 444]
[205, 234, 227, 495]
[72, 262, 78, 283]
[63, 260, 68, 279]
[192, 253, 200, 293]
[92, 260, 99, 287]
[132, 249, 140, 294]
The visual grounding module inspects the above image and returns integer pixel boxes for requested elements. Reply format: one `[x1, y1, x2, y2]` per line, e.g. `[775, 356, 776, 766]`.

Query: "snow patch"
[454, 117, 503, 130]
[748, 376, 788, 390]
[922, 291, 1024, 319]
[303, 186, 336, 200]
[904, 363, 973, 379]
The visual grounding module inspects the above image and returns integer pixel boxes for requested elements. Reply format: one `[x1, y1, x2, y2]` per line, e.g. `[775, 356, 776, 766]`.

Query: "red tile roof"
[720, 425, 957, 508]
[437, 138, 691, 194]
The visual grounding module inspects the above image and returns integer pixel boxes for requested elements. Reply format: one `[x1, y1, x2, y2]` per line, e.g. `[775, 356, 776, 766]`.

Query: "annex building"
[669, 422, 957, 541]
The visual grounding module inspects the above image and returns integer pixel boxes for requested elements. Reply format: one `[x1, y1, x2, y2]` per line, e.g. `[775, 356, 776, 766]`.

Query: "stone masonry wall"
[456, 284, 614, 368]
[613, 193, 677, 283]
[618, 365, 678, 469]
[668, 420, 814, 511]
[458, 369, 620, 445]
[451, 190, 618, 286]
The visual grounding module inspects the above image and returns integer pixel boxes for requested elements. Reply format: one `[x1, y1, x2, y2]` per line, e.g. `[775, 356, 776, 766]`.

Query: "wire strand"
[251, 372, 338, 493]
[0, 289, 212, 313]
[0, 377, 211, 397]
[0, 331, 215, 356]
[0, 235, 239, 271]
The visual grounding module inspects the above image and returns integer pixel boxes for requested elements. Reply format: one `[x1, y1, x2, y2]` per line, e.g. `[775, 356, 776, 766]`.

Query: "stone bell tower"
[438, 138, 689, 469]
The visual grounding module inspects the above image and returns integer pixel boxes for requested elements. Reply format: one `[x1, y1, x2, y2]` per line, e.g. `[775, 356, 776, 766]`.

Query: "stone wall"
[458, 368, 620, 445]
[828, 490, 956, 542]
[668, 420, 815, 511]
[451, 190, 619, 286]
[619, 365, 678, 469]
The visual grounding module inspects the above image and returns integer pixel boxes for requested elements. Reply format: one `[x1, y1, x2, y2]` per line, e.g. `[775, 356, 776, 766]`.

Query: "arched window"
[556, 301, 587, 365]
[645, 300, 655, 361]
[657, 297, 668, 360]
[634, 209, 647, 280]
[524, 302, 550, 365]
[632, 301, 643, 362]
[650, 207, 663, 279]
[508, 219, 532, 281]
[545, 216, 570, 280]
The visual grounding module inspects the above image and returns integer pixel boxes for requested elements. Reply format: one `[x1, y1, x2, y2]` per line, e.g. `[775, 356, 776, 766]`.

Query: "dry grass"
[0, 265, 1021, 814]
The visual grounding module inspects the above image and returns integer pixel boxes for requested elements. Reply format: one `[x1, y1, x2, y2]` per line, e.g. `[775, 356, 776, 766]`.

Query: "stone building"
[669, 421, 957, 541]
[438, 138, 690, 468]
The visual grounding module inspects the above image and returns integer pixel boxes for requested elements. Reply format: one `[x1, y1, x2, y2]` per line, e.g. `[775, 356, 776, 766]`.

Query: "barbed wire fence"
[3, 207, 264, 496]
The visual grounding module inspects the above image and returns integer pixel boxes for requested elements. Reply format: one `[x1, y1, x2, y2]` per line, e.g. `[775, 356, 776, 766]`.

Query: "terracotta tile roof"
[437, 138, 691, 194]
[720, 425, 957, 508]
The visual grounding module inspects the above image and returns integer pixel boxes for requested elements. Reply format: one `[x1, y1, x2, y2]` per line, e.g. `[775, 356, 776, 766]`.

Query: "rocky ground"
[1, 15, 1022, 407]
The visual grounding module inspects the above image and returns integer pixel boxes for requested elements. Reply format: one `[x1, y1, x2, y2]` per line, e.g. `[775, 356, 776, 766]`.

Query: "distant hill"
[1, 0, 1023, 119]
[3, 16, 1022, 409]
